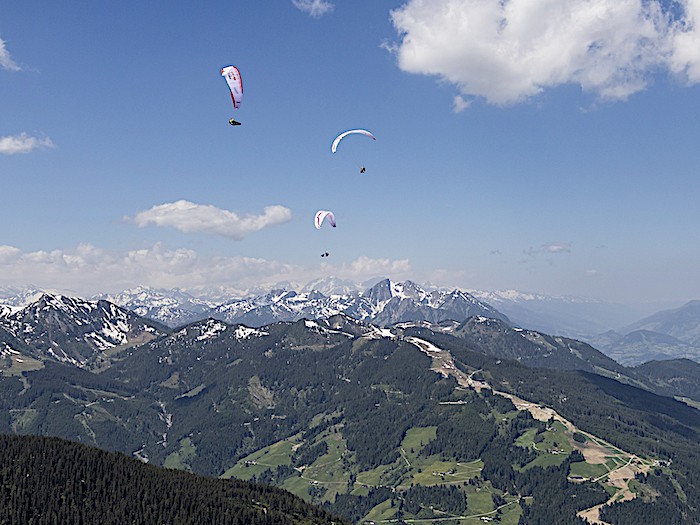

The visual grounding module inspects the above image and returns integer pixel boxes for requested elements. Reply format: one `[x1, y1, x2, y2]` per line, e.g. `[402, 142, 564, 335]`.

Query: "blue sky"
[2, 0, 700, 308]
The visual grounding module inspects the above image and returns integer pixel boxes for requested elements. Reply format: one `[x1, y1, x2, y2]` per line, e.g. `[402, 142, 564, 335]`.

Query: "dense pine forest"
[0, 434, 347, 525]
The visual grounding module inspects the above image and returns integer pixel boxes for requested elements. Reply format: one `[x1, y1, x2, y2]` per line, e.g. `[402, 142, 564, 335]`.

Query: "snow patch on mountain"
[234, 326, 269, 340]
[364, 326, 396, 340]
[0, 341, 19, 360]
[304, 319, 355, 339]
[196, 320, 228, 341]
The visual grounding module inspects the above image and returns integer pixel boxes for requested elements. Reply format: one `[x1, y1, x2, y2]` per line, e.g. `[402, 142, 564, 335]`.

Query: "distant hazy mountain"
[95, 286, 216, 328]
[0, 286, 45, 308]
[468, 289, 641, 339]
[622, 300, 700, 346]
[299, 276, 364, 296]
[589, 329, 700, 366]
[587, 301, 700, 365]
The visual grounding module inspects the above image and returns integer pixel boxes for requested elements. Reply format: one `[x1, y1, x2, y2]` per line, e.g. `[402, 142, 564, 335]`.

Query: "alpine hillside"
[1, 301, 699, 523]
[0, 293, 168, 369]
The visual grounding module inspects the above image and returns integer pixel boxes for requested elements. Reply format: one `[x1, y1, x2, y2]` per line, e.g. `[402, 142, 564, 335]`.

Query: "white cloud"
[669, 0, 700, 82]
[388, 0, 690, 105]
[343, 255, 411, 279]
[0, 243, 413, 297]
[527, 242, 571, 256]
[543, 242, 571, 254]
[0, 133, 54, 154]
[0, 246, 21, 263]
[128, 200, 292, 240]
[0, 37, 20, 71]
[0, 243, 292, 295]
[452, 95, 471, 113]
[292, 0, 334, 18]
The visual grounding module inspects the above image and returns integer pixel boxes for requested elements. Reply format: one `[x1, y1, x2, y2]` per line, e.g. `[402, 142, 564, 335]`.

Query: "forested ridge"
[413, 329, 700, 524]
[0, 434, 347, 525]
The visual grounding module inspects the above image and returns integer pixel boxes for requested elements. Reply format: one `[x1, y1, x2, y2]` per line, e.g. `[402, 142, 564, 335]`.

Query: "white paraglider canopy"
[221, 65, 243, 109]
[331, 129, 376, 153]
[314, 210, 336, 229]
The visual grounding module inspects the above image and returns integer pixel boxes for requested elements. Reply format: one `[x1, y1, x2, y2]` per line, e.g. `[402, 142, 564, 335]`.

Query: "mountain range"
[5, 279, 700, 368]
[1, 278, 641, 336]
[0, 289, 699, 523]
[72, 280, 700, 366]
[1, 299, 699, 523]
[1, 287, 698, 408]
[91, 279, 510, 329]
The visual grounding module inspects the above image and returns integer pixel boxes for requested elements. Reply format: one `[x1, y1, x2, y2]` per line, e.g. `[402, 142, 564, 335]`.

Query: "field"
[517, 421, 573, 471]
[164, 437, 196, 471]
[217, 406, 649, 525]
[0, 353, 43, 376]
[215, 340, 666, 525]
[222, 435, 301, 480]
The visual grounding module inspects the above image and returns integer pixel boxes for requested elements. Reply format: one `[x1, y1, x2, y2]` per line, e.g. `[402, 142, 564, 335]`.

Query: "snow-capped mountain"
[0, 286, 46, 309]
[0, 305, 14, 318]
[0, 280, 641, 339]
[0, 293, 168, 368]
[94, 286, 216, 328]
[211, 288, 358, 326]
[359, 280, 509, 326]
[210, 279, 510, 327]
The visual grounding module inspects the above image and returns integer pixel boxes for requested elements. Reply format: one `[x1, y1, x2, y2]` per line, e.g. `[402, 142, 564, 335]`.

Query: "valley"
[204, 331, 665, 524]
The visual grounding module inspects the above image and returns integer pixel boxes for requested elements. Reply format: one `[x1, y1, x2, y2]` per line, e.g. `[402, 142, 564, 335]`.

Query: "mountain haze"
[589, 300, 700, 365]
[623, 300, 700, 345]
[468, 289, 641, 339]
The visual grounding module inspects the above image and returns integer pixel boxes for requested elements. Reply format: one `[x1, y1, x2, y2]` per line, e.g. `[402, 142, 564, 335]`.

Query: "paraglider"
[314, 210, 336, 257]
[314, 210, 336, 229]
[331, 129, 375, 173]
[221, 65, 243, 125]
[331, 129, 376, 153]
